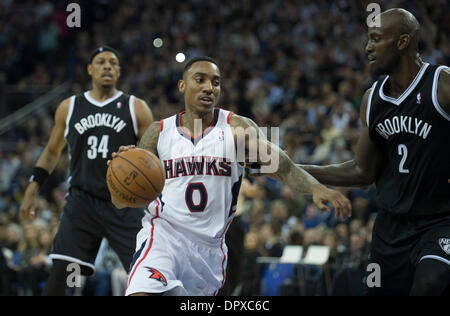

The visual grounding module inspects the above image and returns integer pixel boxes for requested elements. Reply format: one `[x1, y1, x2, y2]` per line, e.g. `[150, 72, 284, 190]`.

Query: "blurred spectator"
[240, 231, 266, 296]
[260, 221, 284, 257]
[0, 150, 20, 192]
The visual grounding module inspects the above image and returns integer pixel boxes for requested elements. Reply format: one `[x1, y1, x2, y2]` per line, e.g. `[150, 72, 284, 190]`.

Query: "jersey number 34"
[87, 135, 109, 159]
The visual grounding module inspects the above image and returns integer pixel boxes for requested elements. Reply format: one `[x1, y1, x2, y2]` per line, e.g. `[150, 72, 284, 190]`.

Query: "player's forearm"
[35, 146, 61, 174]
[26, 147, 61, 195]
[298, 160, 372, 187]
[136, 121, 160, 156]
[275, 152, 322, 194]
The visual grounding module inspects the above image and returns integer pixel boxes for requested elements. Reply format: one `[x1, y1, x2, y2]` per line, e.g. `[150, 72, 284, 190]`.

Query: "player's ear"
[397, 34, 411, 51]
[87, 63, 93, 76]
[178, 79, 185, 94]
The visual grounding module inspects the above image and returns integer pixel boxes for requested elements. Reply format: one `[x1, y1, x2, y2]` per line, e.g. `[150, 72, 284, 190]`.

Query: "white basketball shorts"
[125, 215, 228, 296]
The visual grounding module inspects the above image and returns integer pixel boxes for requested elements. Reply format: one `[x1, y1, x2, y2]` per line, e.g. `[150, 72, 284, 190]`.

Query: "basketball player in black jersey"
[288, 9, 450, 295]
[19, 46, 154, 295]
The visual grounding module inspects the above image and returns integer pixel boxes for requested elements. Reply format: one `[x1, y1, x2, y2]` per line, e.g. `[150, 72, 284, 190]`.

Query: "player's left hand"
[311, 184, 352, 220]
[111, 194, 127, 210]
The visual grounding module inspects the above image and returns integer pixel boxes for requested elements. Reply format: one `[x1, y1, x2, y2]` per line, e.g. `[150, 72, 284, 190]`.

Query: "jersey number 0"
[185, 183, 208, 212]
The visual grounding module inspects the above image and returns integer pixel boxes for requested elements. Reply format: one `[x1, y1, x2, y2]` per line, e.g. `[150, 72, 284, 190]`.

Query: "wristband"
[29, 167, 50, 188]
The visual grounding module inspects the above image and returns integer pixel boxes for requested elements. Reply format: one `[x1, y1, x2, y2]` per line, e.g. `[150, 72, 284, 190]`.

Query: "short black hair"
[182, 56, 219, 77]
[89, 46, 121, 64]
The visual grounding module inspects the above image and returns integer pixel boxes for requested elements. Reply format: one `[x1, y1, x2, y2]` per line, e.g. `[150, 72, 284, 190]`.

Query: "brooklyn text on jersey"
[73, 113, 127, 135]
[374, 116, 432, 140]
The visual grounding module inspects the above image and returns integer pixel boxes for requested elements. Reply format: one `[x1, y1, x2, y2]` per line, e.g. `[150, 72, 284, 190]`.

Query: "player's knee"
[410, 260, 450, 296]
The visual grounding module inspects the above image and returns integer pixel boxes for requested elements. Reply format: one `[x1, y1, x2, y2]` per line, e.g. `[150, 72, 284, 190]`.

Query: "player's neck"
[387, 57, 423, 98]
[181, 108, 216, 137]
[89, 85, 119, 102]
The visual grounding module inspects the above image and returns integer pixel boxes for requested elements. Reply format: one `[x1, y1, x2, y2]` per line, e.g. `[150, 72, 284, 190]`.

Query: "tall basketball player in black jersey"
[19, 46, 154, 295]
[293, 9, 450, 295]
[253, 8, 450, 295]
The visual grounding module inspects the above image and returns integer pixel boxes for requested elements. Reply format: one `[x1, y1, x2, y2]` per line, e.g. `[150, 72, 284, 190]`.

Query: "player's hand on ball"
[311, 184, 352, 220]
[108, 145, 136, 166]
[111, 194, 127, 209]
[107, 145, 136, 209]
[106, 147, 165, 208]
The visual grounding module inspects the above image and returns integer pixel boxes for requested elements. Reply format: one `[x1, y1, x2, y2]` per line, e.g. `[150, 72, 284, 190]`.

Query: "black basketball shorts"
[49, 187, 145, 276]
[367, 210, 450, 295]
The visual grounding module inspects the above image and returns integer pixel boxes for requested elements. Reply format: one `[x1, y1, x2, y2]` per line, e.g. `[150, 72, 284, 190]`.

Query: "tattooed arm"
[137, 121, 161, 157]
[298, 89, 382, 187]
[251, 89, 383, 188]
[230, 114, 352, 218]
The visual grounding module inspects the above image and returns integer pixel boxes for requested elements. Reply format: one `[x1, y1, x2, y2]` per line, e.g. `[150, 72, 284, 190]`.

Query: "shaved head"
[379, 8, 421, 51]
[366, 8, 422, 76]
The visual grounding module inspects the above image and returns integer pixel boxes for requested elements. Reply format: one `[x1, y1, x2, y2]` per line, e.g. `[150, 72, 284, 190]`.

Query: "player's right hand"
[107, 145, 136, 166]
[19, 183, 39, 221]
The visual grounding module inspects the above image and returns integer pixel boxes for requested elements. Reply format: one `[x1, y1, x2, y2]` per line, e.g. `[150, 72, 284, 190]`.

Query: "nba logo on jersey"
[416, 92, 422, 104]
[117, 102, 122, 109]
[219, 130, 225, 141]
[439, 238, 450, 255]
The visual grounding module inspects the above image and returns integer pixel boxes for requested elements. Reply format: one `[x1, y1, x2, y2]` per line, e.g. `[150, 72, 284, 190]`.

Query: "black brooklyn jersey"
[64, 91, 139, 200]
[367, 63, 450, 216]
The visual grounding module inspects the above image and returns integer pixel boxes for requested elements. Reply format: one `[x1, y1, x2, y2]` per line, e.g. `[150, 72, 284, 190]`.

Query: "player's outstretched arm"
[249, 89, 382, 188]
[19, 98, 70, 221]
[298, 89, 382, 188]
[230, 114, 351, 219]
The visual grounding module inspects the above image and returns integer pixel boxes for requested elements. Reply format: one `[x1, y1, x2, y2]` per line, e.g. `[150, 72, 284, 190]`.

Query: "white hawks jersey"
[146, 108, 244, 243]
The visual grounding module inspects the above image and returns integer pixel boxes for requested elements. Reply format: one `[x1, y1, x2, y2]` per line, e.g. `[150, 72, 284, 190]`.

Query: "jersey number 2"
[87, 135, 109, 159]
[397, 144, 409, 174]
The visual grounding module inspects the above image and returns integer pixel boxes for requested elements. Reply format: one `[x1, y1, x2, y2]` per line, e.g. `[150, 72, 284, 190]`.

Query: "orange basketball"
[106, 148, 165, 208]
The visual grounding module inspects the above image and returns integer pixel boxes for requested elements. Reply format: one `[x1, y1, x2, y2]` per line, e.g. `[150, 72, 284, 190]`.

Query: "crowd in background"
[0, 0, 449, 295]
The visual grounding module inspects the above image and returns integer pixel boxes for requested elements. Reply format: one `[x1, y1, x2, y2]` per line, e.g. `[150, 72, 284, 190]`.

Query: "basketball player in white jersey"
[111, 56, 351, 296]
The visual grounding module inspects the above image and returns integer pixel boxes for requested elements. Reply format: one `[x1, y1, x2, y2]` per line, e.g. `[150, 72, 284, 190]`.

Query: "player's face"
[366, 26, 400, 76]
[179, 61, 221, 114]
[88, 52, 120, 87]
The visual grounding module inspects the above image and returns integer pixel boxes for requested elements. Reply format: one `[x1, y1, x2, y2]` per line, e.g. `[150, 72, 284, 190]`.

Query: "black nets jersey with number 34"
[367, 63, 450, 216]
[64, 91, 139, 200]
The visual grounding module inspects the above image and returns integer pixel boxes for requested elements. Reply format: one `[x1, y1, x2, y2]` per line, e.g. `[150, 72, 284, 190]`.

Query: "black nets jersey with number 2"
[64, 91, 138, 200]
[367, 63, 450, 216]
